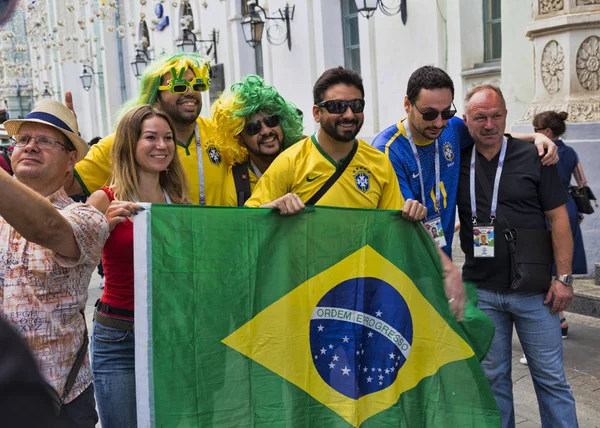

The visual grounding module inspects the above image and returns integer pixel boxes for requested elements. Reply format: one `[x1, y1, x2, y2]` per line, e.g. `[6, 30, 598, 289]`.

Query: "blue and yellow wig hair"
[211, 75, 304, 166]
[118, 52, 211, 120]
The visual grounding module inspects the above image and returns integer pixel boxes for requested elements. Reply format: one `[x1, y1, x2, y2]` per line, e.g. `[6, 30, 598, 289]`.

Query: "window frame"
[341, 0, 361, 75]
[483, 0, 501, 62]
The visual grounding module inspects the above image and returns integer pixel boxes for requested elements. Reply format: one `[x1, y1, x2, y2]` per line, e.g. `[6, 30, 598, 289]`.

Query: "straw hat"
[4, 100, 88, 162]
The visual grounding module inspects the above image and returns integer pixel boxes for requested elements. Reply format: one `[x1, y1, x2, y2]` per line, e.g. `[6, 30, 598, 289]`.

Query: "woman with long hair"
[533, 110, 588, 337]
[87, 104, 189, 427]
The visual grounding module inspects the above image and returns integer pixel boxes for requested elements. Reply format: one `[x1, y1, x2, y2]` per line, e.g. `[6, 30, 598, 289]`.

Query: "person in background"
[86, 105, 189, 428]
[534, 110, 588, 337]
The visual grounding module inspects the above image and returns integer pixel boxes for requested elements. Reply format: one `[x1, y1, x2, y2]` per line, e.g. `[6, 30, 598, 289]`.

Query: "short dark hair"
[406, 66, 455, 104]
[313, 66, 364, 105]
[532, 111, 568, 138]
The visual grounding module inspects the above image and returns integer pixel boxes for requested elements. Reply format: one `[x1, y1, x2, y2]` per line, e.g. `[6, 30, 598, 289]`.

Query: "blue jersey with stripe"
[372, 116, 473, 257]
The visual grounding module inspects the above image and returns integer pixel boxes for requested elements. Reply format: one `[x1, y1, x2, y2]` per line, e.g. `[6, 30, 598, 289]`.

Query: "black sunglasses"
[412, 102, 457, 121]
[318, 99, 365, 114]
[244, 115, 280, 136]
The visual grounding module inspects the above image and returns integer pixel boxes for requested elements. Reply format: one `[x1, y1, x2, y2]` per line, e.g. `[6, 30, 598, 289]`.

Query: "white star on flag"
[320, 347, 326, 355]
[317, 324, 324, 332]
[341, 366, 351, 376]
[363, 367, 368, 373]
[389, 352, 396, 359]
[390, 366, 395, 372]
[332, 354, 340, 362]
[366, 376, 373, 383]
[379, 381, 383, 386]
[329, 363, 335, 369]
[376, 310, 383, 317]
[328, 344, 333, 349]
[378, 374, 384, 381]
[385, 369, 390, 374]
[342, 336, 349, 343]
[367, 331, 374, 338]
[356, 350, 360, 355]
[378, 368, 382, 372]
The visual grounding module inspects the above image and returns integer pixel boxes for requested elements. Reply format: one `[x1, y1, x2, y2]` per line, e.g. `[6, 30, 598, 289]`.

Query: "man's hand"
[402, 199, 427, 222]
[533, 133, 558, 166]
[106, 200, 144, 231]
[544, 279, 574, 314]
[65, 91, 76, 118]
[260, 193, 305, 215]
[443, 263, 466, 321]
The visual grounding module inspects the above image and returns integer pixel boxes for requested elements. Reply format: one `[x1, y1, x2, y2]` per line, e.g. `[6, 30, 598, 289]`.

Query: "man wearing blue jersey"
[372, 66, 557, 257]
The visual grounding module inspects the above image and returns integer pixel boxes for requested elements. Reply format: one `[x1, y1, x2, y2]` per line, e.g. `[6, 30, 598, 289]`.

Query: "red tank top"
[99, 187, 134, 319]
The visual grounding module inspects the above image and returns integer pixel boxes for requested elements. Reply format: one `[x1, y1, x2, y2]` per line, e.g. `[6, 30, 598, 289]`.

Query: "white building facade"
[3, 0, 599, 274]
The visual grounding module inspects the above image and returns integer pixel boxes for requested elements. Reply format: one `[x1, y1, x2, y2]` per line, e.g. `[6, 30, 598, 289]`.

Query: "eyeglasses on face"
[317, 99, 365, 114]
[533, 127, 546, 132]
[158, 77, 208, 94]
[244, 115, 280, 136]
[11, 134, 70, 151]
[412, 102, 457, 121]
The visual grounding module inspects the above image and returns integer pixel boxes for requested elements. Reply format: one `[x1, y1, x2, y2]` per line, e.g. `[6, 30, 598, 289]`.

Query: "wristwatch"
[555, 274, 573, 287]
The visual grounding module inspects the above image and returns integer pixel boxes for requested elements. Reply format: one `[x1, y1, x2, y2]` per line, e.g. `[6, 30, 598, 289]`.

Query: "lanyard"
[404, 120, 441, 215]
[469, 137, 507, 225]
[194, 124, 206, 205]
[250, 159, 263, 179]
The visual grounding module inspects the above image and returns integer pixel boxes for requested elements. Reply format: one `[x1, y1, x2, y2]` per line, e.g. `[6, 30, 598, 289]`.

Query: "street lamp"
[176, 29, 197, 53]
[241, 9, 265, 48]
[131, 48, 151, 79]
[79, 65, 103, 91]
[241, 1, 295, 50]
[354, 0, 407, 24]
[197, 29, 219, 64]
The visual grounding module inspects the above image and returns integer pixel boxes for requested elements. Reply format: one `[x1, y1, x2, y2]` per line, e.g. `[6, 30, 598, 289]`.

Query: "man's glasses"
[412, 102, 457, 121]
[244, 115, 280, 136]
[158, 77, 208, 94]
[11, 134, 70, 151]
[317, 99, 365, 114]
[533, 127, 546, 132]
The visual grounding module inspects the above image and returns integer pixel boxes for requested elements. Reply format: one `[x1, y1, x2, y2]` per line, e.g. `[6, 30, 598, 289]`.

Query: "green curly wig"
[117, 52, 211, 121]
[212, 75, 304, 166]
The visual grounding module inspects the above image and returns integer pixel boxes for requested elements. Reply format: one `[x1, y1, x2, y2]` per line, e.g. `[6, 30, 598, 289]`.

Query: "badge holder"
[424, 216, 447, 248]
[473, 217, 494, 258]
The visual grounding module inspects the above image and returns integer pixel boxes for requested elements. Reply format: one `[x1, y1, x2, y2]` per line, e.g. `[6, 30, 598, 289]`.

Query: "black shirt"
[457, 136, 567, 290]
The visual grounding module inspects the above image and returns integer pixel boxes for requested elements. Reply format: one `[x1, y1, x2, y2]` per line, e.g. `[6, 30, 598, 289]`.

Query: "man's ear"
[235, 134, 245, 148]
[312, 105, 320, 123]
[66, 149, 78, 171]
[403, 96, 411, 114]
[462, 114, 467, 125]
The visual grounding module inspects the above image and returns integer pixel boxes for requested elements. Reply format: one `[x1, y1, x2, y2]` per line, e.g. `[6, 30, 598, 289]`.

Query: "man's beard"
[321, 118, 363, 142]
[244, 132, 282, 160]
[158, 96, 201, 127]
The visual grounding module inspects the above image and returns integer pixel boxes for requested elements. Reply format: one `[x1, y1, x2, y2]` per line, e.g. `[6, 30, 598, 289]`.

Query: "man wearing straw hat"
[0, 100, 109, 427]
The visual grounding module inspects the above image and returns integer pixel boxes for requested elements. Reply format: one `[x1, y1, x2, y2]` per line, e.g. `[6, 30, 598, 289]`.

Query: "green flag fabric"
[134, 205, 500, 427]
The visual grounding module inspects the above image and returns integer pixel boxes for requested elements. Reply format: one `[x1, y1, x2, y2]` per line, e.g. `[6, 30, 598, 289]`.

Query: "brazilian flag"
[134, 205, 500, 427]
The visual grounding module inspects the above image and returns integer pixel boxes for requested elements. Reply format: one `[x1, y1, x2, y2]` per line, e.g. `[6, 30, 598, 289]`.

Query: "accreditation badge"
[423, 216, 447, 248]
[473, 225, 494, 258]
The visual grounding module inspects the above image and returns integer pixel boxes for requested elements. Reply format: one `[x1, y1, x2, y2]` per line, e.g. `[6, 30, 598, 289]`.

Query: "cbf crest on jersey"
[443, 142, 454, 161]
[206, 144, 222, 165]
[353, 167, 371, 193]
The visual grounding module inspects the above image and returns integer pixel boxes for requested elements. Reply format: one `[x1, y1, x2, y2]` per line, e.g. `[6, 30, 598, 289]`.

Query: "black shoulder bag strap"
[57, 310, 89, 410]
[306, 141, 358, 206]
[232, 162, 251, 207]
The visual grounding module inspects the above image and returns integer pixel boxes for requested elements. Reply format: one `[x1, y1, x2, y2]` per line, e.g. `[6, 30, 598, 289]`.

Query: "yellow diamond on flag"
[222, 245, 474, 427]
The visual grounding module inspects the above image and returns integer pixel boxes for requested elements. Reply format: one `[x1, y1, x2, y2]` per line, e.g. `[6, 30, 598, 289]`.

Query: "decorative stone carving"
[539, 0, 564, 14]
[577, 0, 600, 5]
[576, 36, 600, 91]
[541, 40, 564, 94]
[522, 100, 600, 122]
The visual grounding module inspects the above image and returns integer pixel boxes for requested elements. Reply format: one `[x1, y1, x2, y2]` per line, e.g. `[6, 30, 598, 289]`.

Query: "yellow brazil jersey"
[222, 163, 260, 207]
[246, 135, 405, 210]
[73, 117, 227, 205]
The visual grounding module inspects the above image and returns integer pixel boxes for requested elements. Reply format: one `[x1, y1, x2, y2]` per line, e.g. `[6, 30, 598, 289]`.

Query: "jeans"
[477, 289, 578, 428]
[56, 384, 98, 428]
[90, 319, 137, 428]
